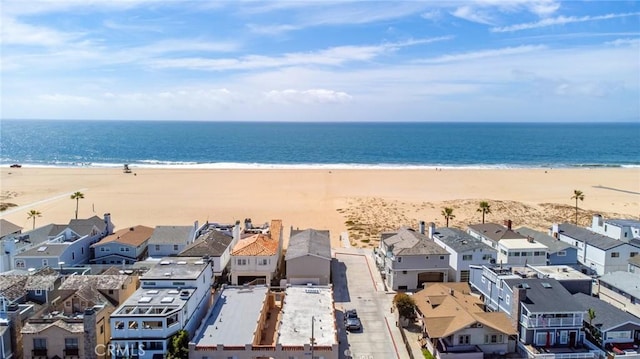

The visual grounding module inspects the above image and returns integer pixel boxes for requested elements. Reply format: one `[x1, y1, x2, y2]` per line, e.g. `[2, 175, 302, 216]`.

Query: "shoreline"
[2, 167, 639, 248]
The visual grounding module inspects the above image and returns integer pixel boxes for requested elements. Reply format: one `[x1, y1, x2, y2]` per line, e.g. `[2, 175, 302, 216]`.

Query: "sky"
[1, 0, 639, 122]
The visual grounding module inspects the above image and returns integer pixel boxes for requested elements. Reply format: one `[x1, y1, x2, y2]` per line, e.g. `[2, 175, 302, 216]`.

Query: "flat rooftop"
[529, 265, 592, 281]
[499, 238, 548, 250]
[194, 286, 268, 347]
[142, 257, 207, 281]
[112, 287, 192, 317]
[278, 286, 336, 347]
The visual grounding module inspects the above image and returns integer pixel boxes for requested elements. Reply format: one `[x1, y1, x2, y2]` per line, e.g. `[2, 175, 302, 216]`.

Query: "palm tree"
[27, 209, 42, 230]
[571, 190, 585, 225]
[477, 201, 492, 224]
[70, 191, 85, 219]
[441, 207, 455, 227]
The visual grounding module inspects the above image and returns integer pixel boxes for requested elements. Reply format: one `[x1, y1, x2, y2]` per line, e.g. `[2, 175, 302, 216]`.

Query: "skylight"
[138, 296, 152, 303]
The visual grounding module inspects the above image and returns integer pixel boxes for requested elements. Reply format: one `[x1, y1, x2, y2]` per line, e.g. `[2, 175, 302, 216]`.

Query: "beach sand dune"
[1, 167, 638, 249]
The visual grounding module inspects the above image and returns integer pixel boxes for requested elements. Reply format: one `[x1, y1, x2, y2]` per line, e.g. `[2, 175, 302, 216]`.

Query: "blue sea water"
[1, 120, 638, 169]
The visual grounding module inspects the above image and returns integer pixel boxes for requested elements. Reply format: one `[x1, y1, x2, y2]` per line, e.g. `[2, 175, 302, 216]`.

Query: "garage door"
[418, 272, 444, 287]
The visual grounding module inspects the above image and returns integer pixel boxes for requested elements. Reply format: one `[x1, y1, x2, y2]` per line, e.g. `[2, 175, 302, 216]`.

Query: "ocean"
[1, 120, 638, 169]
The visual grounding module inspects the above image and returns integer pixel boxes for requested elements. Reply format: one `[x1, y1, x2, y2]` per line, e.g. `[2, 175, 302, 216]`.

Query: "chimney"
[428, 222, 436, 239]
[419, 221, 426, 235]
[592, 214, 603, 228]
[233, 221, 241, 242]
[551, 223, 559, 239]
[527, 236, 534, 243]
[449, 288, 454, 296]
[103, 213, 114, 234]
[83, 307, 97, 359]
[504, 219, 512, 230]
[244, 218, 252, 230]
[8, 303, 23, 359]
[510, 284, 527, 330]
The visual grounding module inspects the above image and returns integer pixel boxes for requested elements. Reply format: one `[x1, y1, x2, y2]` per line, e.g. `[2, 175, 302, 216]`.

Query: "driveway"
[332, 249, 409, 359]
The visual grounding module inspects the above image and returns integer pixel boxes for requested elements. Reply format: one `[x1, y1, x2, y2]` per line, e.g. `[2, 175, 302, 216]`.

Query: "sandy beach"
[1, 167, 638, 248]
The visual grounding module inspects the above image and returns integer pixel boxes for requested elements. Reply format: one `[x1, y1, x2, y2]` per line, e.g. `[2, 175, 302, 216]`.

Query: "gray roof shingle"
[286, 229, 331, 261]
[149, 225, 194, 245]
[468, 223, 526, 242]
[557, 223, 626, 250]
[178, 230, 232, 257]
[516, 227, 572, 253]
[383, 228, 449, 256]
[432, 227, 493, 253]
[503, 278, 577, 313]
[0, 219, 22, 238]
[573, 292, 640, 331]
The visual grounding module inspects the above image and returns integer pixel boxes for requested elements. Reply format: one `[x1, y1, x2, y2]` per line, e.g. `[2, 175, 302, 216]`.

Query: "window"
[397, 257, 402, 263]
[35, 289, 43, 296]
[65, 338, 79, 349]
[402, 270, 407, 274]
[173, 245, 179, 251]
[81, 247, 84, 254]
[42, 259, 48, 267]
[155, 245, 160, 251]
[115, 321, 124, 329]
[513, 252, 520, 257]
[125, 247, 130, 252]
[534, 251, 543, 256]
[100, 247, 105, 252]
[440, 256, 445, 260]
[258, 258, 269, 266]
[482, 254, 493, 260]
[631, 252, 638, 257]
[120, 247, 126, 252]
[557, 251, 566, 256]
[506, 294, 510, 304]
[236, 258, 247, 265]
[458, 335, 470, 344]
[33, 338, 47, 349]
[611, 252, 620, 258]
[500, 249, 507, 255]
[15, 260, 25, 269]
[560, 331, 568, 344]
[462, 255, 473, 261]
[485, 334, 503, 344]
[100, 324, 103, 334]
[173, 282, 185, 286]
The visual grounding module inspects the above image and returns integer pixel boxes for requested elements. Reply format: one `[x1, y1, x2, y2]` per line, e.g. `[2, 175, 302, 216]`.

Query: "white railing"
[522, 315, 582, 328]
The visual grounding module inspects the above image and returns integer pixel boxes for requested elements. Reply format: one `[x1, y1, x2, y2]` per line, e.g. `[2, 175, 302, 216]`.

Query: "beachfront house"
[109, 257, 213, 359]
[595, 271, 640, 319]
[13, 214, 114, 270]
[230, 219, 283, 286]
[467, 221, 526, 251]
[0, 219, 22, 272]
[497, 238, 549, 266]
[525, 265, 594, 295]
[91, 225, 154, 265]
[189, 285, 339, 359]
[572, 292, 640, 355]
[590, 215, 640, 242]
[376, 223, 450, 291]
[285, 228, 332, 285]
[469, 269, 593, 359]
[414, 282, 517, 359]
[551, 223, 640, 275]
[516, 227, 578, 266]
[147, 224, 198, 257]
[178, 221, 240, 280]
[430, 225, 497, 282]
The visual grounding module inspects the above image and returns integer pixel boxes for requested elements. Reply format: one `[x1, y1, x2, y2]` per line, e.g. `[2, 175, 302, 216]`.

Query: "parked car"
[345, 317, 362, 331]
[344, 309, 362, 331]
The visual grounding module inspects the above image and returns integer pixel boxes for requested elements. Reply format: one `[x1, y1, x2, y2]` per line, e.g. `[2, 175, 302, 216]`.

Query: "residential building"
[230, 219, 283, 286]
[178, 221, 240, 279]
[21, 304, 113, 359]
[430, 226, 497, 282]
[147, 224, 198, 258]
[526, 265, 593, 295]
[497, 238, 549, 266]
[92, 225, 154, 265]
[109, 257, 213, 359]
[467, 220, 526, 250]
[190, 285, 338, 359]
[285, 228, 332, 285]
[413, 282, 517, 359]
[573, 292, 640, 354]
[596, 271, 640, 319]
[629, 255, 640, 275]
[551, 223, 640, 275]
[516, 227, 578, 266]
[376, 223, 450, 291]
[14, 214, 114, 270]
[590, 215, 640, 242]
[0, 220, 22, 272]
[56, 267, 139, 308]
[0, 267, 62, 312]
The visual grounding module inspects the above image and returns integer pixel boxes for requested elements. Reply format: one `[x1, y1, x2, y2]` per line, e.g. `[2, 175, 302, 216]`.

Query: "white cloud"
[264, 89, 352, 105]
[492, 12, 640, 32]
[419, 45, 546, 64]
[0, 16, 83, 46]
[451, 6, 495, 25]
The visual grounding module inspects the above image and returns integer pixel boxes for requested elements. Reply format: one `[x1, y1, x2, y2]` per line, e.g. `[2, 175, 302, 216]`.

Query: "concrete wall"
[286, 255, 330, 285]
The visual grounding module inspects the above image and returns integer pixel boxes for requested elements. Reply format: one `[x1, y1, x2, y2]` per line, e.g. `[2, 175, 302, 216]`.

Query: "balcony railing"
[64, 347, 80, 356]
[32, 348, 48, 357]
[522, 315, 583, 328]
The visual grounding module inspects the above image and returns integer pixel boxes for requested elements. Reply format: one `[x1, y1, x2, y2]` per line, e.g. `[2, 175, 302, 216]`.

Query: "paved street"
[332, 248, 413, 359]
